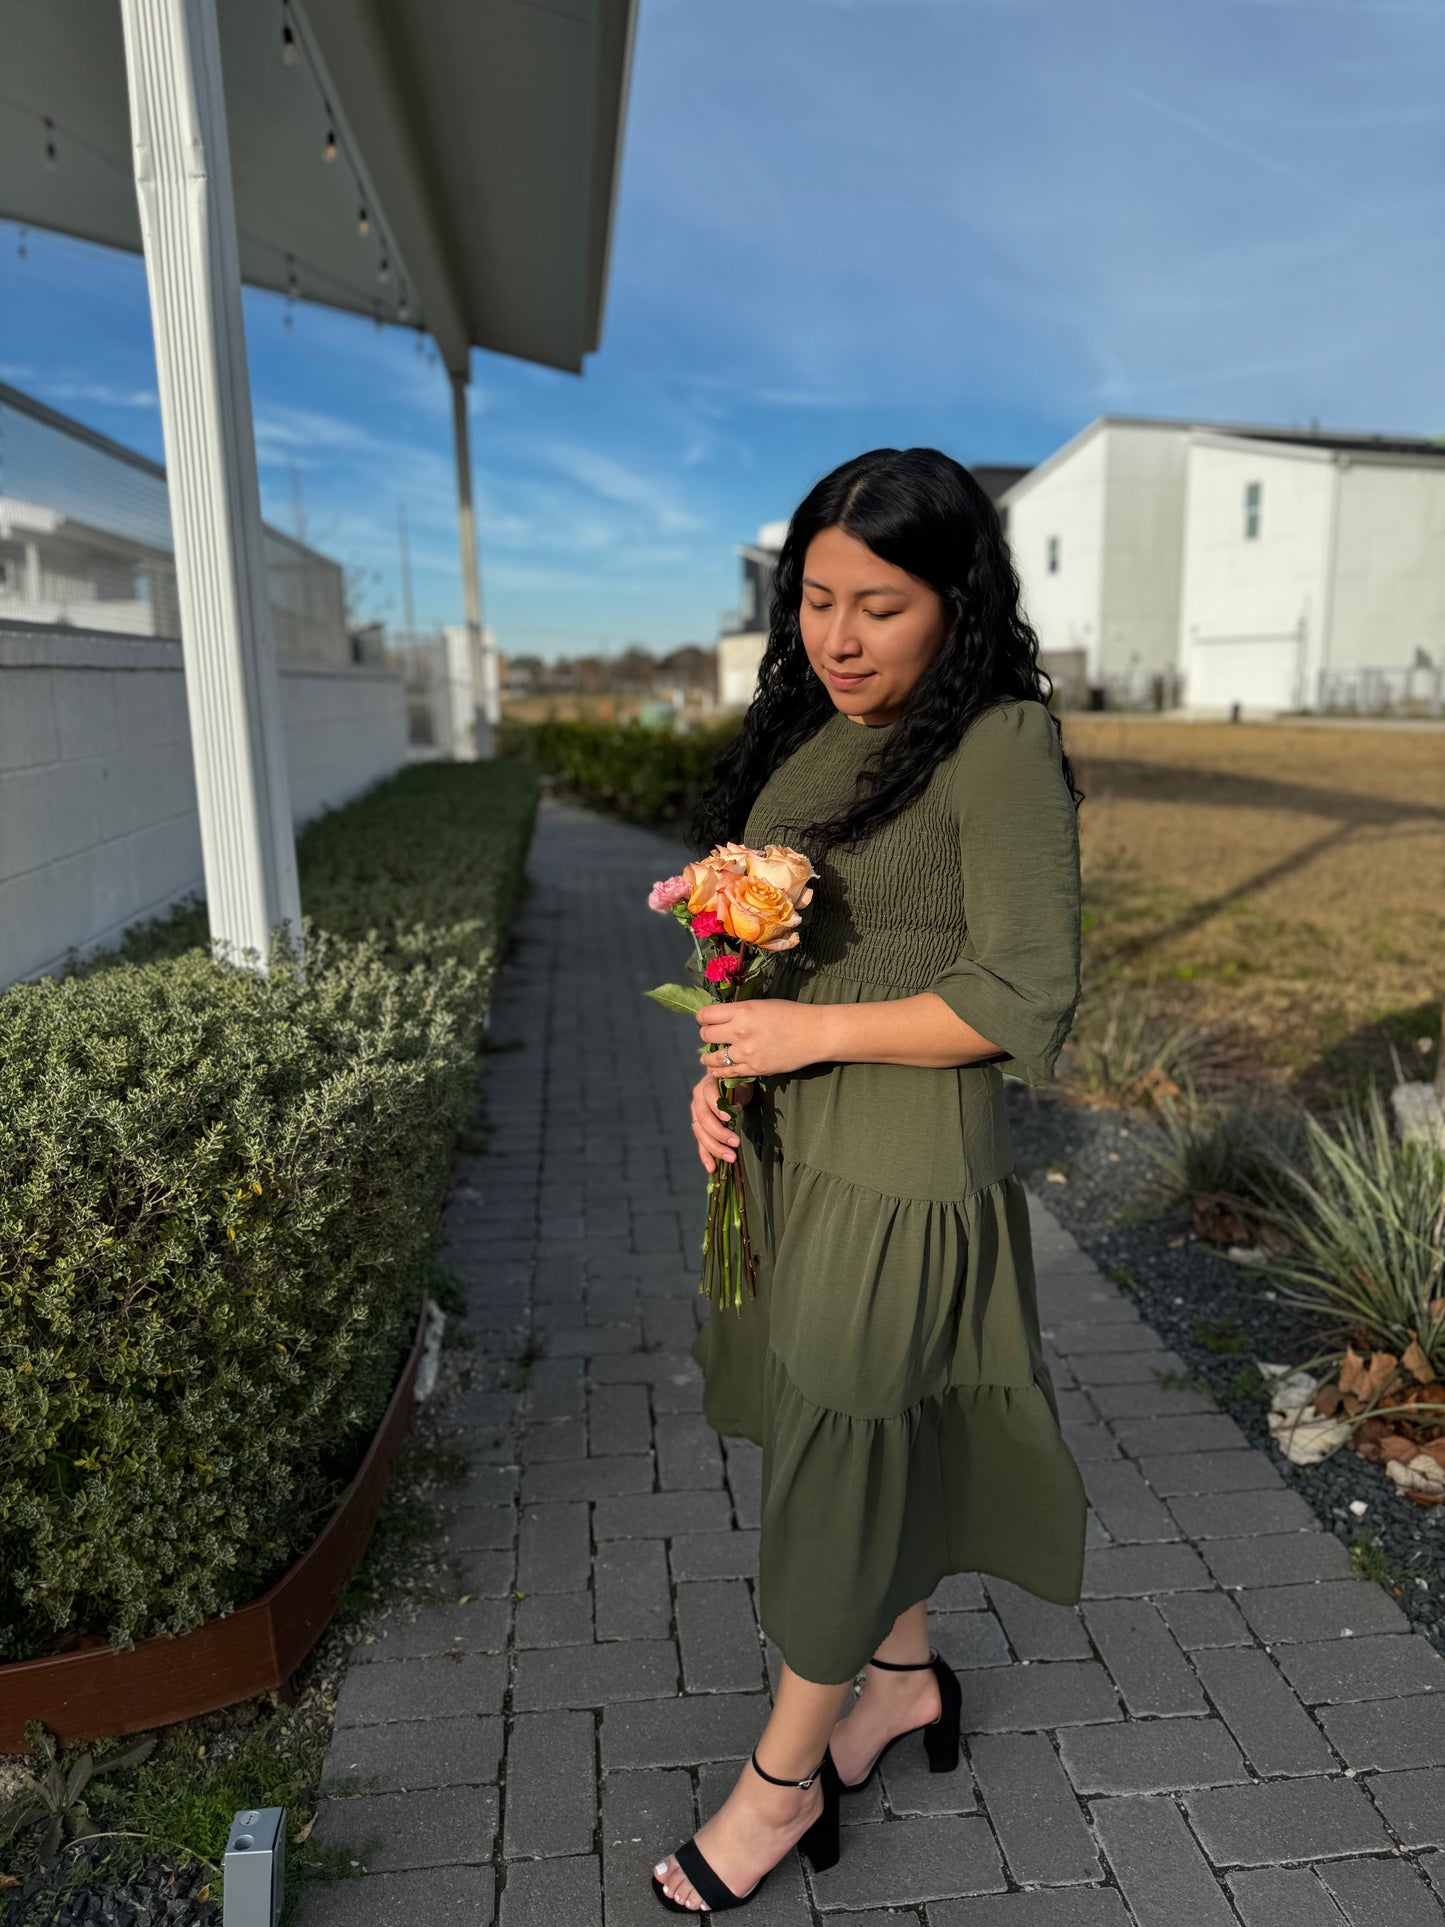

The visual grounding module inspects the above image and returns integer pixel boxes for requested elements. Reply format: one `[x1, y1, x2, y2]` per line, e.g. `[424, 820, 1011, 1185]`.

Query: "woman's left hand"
[695, 999, 828, 1081]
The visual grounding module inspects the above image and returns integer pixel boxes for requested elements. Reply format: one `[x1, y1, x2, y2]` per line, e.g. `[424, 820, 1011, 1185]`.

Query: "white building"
[1002, 417, 1445, 713]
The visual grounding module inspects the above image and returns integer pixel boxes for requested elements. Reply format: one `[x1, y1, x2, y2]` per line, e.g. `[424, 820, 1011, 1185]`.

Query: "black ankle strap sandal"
[650, 1747, 841, 1912]
[838, 1647, 963, 1790]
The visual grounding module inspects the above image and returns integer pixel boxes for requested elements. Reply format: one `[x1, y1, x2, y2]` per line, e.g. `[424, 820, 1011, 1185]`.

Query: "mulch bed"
[1007, 1087, 1445, 1657]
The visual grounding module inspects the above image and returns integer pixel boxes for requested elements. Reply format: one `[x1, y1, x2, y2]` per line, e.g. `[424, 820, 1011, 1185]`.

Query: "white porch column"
[119, 0, 302, 966]
[450, 370, 494, 759]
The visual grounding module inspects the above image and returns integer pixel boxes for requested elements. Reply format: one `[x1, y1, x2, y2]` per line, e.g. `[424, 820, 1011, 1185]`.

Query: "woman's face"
[798, 525, 948, 726]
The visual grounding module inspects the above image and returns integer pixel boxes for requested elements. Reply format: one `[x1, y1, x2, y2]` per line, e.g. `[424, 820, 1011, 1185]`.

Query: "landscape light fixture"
[223, 1807, 286, 1925]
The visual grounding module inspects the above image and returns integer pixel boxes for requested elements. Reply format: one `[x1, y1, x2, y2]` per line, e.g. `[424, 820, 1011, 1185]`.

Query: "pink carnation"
[691, 911, 723, 938]
[704, 953, 743, 983]
[648, 873, 690, 913]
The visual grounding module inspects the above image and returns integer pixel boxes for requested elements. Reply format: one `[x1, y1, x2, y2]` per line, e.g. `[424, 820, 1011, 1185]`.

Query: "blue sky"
[2, 0, 1441, 656]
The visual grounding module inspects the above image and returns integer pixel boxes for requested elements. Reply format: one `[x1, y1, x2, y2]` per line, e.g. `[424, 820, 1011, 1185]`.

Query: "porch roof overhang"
[0, 0, 637, 377]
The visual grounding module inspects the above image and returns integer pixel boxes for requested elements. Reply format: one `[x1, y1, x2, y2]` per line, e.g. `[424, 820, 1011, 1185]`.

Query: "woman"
[651, 447, 1086, 1914]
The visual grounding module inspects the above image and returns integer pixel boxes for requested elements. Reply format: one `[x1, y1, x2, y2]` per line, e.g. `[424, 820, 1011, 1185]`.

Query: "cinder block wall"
[0, 629, 408, 985]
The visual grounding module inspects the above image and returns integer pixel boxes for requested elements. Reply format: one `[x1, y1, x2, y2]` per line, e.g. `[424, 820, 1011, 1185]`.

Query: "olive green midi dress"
[690, 698, 1087, 1685]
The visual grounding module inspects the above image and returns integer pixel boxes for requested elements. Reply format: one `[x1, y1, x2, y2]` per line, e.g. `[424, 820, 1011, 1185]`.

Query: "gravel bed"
[1008, 1087, 1445, 1657]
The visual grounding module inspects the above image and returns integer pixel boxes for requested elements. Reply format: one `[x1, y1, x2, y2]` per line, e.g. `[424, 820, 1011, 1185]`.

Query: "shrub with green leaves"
[503, 716, 738, 830]
[1059, 980, 1203, 1109]
[0, 761, 538, 1662]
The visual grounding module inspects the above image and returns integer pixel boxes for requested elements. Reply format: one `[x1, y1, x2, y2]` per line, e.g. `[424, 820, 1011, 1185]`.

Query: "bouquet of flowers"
[645, 843, 815, 1310]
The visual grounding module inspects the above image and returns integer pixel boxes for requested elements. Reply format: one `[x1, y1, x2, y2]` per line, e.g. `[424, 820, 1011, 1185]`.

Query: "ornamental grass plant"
[1262, 1081, 1445, 1373]
[0, 760, 538, 1663]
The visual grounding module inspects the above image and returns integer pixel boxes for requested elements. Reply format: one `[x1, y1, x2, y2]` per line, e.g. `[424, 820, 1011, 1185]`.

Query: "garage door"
[1186, 636, 1301, 712]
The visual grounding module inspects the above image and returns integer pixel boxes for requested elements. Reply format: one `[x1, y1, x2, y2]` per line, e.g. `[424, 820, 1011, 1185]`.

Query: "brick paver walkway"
[300, 798, 1445, 1926]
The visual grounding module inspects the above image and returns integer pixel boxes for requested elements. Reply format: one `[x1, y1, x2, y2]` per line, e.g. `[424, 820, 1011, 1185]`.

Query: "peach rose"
[716, 874, 801, 950]
[745, 844, 815, 906]
[683, 847, 748, 914]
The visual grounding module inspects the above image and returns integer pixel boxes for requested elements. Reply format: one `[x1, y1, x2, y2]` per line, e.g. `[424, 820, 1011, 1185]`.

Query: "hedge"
[0, 760, 539, 1662]
[501, 716, 738, 830]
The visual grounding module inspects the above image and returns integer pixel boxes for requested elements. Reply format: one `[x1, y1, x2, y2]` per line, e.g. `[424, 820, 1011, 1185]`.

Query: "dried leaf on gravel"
[1402, 1338, 1435, 1383]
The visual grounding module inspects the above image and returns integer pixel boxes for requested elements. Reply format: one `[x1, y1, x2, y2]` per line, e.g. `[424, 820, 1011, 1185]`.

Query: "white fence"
[0, 627, 407, 984]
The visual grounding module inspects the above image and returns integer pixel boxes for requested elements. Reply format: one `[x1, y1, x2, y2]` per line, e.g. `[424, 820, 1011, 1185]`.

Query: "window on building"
[1046, 535, 1060, 574]
[1244, 481, 1262, 540]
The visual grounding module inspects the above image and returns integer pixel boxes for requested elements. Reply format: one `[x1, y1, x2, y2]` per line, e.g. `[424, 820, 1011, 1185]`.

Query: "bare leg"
[828, 1600, 942, 1788]
[654, 1665, 853, 1911]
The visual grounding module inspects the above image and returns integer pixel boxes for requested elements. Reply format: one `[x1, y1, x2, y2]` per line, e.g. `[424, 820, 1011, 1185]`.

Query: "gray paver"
[600, 1692, 769, 1769]
[1137, 1449, 1286, 1495]
[1058, 1717, 1248, 1794]
[517, 1501, 590, 1592]
[333, 1653, 506, 1728]
[985, 1578, 1091, 1660]
[930, 1894, 1131, 1927]
[299, 1866, 495, 1927]
[1185, 1778, 1392, 1866]
[511, 1638, 678, 1709]
[519, 1452, 654, 1503]
[656, 1412, 725, 1488]
[962, 1660, 1121, 1731]
[1082, 1458, 1181, 1543]
[1110, 1414, 1252, 1456]
[1235, 1580, 1409, 1646]
[932, 1609, 1012, 1670]
[498, 1853, 602, 1927]
[1202, 1530, 1356, 1589]
[1366, 1767, 1445, 1849]
[1318, 1695, 1445, 1770]
[809, 1816, 1006, 1907]
[670, 1527, 761, 1580]
[1155, 1588, 1252, 1650]
[504, 1709, 595, 1857]
[310, 1784, 498, 1873]
[352, 1597, 509, 1663]
[1083, 1596, 1206, 1715]
[1079, 1541, 1213, 1596]
[1093, 1794, 1240, 1927]
[594, 1488, 733, 1538]
[1168, 1487, 1320, 1539]
[1191, 1645, 1337, 1776]
[588, 1381, 652, 1456]
[967, 1731, 1099, 1884]
[677, 1578, 765, 1693]
[1227, 1866, 1346, 1927]
[1318, 1855, 1445, 1927]
[596, 1536, 673, 1641]
[513, 1589, 593, 1648]
[1274, 1632, 1445, 1705]
[600, 1768, 695, 1927]
[323, 1716, 503, 1795]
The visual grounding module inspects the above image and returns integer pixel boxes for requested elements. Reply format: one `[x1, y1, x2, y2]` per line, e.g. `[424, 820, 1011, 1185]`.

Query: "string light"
[43, 118, 57, 169]
[323, 127, 337, 163]
[357, 205, 370, 238]
[281, 4, 299, 65]
[377, 255, 390, 284]
[16, 226, 27, 261]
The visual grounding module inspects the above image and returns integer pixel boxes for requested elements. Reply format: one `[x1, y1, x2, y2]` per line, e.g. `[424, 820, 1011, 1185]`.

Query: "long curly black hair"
[691, 446, 1081, 855]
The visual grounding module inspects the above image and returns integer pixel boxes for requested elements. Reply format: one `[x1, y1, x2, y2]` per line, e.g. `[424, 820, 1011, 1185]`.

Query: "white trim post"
[119, 0, 302, 967]
[450, 370, 494, 759]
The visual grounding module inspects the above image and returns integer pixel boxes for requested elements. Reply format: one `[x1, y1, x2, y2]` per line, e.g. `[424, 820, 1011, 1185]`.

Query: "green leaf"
[63, 1752, 94, 1808]
[98, 1734, 157, 1777]
[644, 983, 715, 1016]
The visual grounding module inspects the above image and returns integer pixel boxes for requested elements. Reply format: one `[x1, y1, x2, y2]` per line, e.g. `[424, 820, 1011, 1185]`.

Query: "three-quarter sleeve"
[925, 699, 1081, 1087]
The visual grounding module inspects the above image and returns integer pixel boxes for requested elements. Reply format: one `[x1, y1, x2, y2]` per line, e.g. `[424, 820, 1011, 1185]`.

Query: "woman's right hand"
[690, 1071, 753, 1172]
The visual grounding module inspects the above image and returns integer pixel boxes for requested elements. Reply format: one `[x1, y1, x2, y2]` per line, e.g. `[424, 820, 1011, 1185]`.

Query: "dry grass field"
[1060, 715, 1445, 1096]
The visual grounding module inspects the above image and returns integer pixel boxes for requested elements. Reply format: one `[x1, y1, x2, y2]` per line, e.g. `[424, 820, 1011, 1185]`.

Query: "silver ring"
[722, 1047, 733, 1067]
